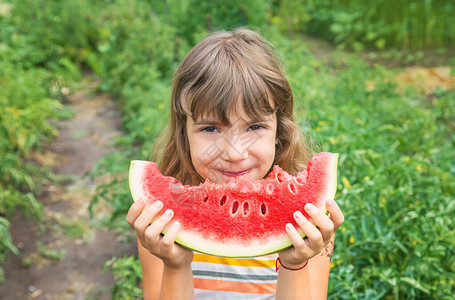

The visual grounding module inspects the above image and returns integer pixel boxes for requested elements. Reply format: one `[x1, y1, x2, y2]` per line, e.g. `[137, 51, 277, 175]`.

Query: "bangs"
[179, 42, 276, 124]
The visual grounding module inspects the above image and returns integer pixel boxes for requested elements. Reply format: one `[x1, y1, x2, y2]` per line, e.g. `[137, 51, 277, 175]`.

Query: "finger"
[144, 208, 174, 242]
[326, 199, 345, 230]
[126, 198, 147, 227]
[161, 221, 181, 246]
[293, 210, 324, 249]
[285, 222, 308, 249]
[304, 203, 334, 242]
[133, 201, 164, 234]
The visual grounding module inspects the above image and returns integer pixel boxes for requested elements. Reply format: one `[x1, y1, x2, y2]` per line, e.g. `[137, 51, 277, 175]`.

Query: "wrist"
[163, 262, 192, 274]
[276, 257, 308, 272]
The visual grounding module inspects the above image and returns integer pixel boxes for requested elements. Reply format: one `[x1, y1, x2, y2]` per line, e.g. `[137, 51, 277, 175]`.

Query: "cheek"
[265, 137, 277, 164]
[266, 144, 277, 163]
[253, 137, 276, 161]
[190, 139, 217, 166]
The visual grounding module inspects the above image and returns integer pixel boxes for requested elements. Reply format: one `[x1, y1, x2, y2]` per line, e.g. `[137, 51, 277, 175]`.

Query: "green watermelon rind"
[129, 153, 338, 258]
[173, 233, 293, 258]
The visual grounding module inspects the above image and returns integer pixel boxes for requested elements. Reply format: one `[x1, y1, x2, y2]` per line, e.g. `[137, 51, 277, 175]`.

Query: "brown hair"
[151, 27, 313, 185]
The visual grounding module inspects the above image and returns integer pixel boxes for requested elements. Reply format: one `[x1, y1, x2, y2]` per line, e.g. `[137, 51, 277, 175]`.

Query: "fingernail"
[294, 211, 303, 219]
[172, 221, 180, 229]
[164, 209, 173, 216]
[305, 203, 314, 212]
[136, 199, 144, 204]
[286, 223, 293, 230]
[154, 201, 163, 208]
[326, 199, 335, 207]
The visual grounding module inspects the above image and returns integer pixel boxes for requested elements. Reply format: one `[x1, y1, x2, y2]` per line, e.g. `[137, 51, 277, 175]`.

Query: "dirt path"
[0, 78, 137, 300]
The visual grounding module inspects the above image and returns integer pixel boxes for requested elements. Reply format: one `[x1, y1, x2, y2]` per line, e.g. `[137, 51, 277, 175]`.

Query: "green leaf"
[375, 38, 386, 50]
[400, 277, 430, 294]
[330, 23, 344, 33]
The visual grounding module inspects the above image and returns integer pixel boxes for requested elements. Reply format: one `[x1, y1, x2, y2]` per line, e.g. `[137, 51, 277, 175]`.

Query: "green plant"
[296, 0, 455, 50]
[0, 0, 86, 280]
[0, 217, 18, 283]
[6, 0, 98, 69]
[278, 40, 455, 298]
[37, 242, 66, 261]
[104, 255, 143, 300]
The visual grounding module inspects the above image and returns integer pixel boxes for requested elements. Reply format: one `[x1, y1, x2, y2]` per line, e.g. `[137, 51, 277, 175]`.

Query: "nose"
[220, 132, 248, 162]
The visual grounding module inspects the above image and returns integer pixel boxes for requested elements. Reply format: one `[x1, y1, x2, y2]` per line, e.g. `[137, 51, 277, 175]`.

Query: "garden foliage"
[1, 0, 454, 298]
[288, 0, 455, 50]
[0, 0, 93, 282]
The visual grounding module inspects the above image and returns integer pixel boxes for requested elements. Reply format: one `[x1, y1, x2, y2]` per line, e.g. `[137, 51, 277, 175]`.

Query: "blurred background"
[0, 0, 454, 299]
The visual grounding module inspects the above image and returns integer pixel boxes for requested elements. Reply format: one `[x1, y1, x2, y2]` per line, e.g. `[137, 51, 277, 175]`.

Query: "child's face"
[187, 107, 277, 184]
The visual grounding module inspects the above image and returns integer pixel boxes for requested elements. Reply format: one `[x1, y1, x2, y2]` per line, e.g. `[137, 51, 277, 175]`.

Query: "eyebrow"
[192, 120, 224, 126]
[192, 116, 274, 127]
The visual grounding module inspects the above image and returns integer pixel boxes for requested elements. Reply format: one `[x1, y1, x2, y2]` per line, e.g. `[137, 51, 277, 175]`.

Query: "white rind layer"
[174, 230, 293, 257]
[129, 160, 150, 201]
[323, 153, 338, 203]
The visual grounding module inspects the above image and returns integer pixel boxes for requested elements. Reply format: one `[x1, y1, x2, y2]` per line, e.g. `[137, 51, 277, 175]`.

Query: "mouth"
[218, 168, 253, 177]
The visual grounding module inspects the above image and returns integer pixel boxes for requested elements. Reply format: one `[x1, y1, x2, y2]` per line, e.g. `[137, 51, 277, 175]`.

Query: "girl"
[127, 27, 344, 299]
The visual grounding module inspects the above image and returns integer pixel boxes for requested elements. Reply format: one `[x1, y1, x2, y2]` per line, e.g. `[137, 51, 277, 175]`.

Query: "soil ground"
[0, 78, 137, 300]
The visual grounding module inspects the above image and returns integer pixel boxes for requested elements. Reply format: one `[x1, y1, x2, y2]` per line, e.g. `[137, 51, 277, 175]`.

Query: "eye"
[200, 126, 219, 133]
[248, 124, 266, 131]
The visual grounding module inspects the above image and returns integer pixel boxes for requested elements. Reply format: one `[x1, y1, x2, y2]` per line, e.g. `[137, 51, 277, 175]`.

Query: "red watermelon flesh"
[129, 152, 338, 257]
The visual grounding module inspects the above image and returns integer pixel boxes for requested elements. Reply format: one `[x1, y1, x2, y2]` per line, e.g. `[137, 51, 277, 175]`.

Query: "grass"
[277, 42, 455, 298]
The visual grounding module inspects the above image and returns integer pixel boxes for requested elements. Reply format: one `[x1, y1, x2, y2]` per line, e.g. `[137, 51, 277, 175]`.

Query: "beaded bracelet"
[276, 257, 308, 272]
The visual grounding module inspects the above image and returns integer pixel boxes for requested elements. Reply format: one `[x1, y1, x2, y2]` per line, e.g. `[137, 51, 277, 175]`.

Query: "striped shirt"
[192, 253, 278, 299]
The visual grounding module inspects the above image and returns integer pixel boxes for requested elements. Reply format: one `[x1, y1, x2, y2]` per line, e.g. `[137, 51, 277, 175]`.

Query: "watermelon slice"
[129, 152, 338, 257]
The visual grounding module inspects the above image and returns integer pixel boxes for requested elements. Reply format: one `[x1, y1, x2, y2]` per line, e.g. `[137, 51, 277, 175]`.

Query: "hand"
[278, 199, 344, 268]
[126, 198, 194, 270]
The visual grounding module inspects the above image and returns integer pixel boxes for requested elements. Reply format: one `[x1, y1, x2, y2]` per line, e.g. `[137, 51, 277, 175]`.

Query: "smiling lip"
[219, 168, 252, 177]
